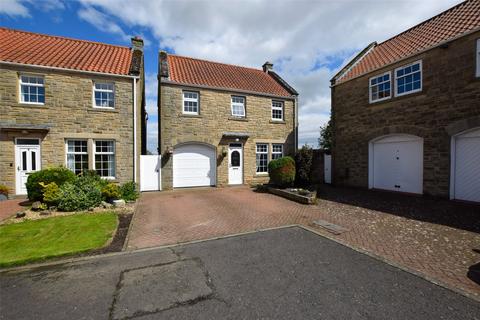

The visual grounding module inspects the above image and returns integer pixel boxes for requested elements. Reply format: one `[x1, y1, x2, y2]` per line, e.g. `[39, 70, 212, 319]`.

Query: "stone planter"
[267, 186, 316, 205]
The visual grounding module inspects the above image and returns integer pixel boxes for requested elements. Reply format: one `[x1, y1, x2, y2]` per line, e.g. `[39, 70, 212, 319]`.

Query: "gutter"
[0, 61, 139, 79]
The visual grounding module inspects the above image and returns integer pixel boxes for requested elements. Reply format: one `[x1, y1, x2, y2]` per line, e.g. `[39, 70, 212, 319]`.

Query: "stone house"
[0, 27, 146, 196]
[157, 53, 298, 189]
[330, 0, 480, 202]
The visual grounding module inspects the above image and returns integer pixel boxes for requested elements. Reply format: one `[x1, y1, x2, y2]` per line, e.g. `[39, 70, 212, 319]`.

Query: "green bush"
[120, 181, 139, 201]
[57, 179, 103, 212]
[268, 156, 295, 187]
[40, 182, 62, 206]
[295, 146, 313, 187]
[26, 167, 76, 201]
[0, 185, 9, 196]
[102, 183, 121, 201]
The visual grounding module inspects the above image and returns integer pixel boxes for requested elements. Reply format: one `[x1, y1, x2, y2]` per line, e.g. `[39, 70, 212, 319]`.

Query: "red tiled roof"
[167, 55, 294, 97]
[336, 0, 480, 84]
[0, 27, 133, 76]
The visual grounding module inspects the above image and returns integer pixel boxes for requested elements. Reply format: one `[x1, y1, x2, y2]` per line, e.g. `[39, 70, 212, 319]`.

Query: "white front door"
[15, 138, 41, 195]
[228, 144, 243, 185]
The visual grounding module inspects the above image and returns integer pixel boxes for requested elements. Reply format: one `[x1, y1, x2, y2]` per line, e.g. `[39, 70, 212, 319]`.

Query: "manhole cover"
[313, 220, 349, 235]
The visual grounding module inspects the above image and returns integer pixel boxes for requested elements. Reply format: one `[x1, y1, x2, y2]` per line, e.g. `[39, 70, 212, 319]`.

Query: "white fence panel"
[324, 154, 332, 184]
[140, 155, 161, 191]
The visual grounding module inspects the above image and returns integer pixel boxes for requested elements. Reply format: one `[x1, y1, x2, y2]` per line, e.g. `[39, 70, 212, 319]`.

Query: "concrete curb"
[122, 198, 140, 251]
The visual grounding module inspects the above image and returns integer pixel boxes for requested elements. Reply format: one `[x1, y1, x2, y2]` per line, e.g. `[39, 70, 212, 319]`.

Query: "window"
[272, 144, 283, 160]
[369, 72, 391, 103]
[231, 96, 245, 117]
[231, 150, 241, 167]
[183, 91, 199, 114]
[66, 140, 88, 175]
[476, 39, 480, 77]
[94, 140, 115, 178]
[272, 101, 284, 121]
[256, 144, 269, 173]
[395, 61, 422, 96]
[19, 75, 45, 104]
[94, 82, 115, 108]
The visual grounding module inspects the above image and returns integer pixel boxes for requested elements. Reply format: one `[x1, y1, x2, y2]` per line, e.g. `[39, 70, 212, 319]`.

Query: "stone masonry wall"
[160, 84, 296, 189]
[332, 31, 480, 197]
[0, 65, 140, 195]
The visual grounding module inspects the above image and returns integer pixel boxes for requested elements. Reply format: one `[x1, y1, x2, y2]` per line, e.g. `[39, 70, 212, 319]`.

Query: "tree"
[318, 119, 332, 153]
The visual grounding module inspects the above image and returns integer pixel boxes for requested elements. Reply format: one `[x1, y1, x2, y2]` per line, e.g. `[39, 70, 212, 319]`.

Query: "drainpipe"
[133, 77, 137, 183]
[295, 95, 299, 152]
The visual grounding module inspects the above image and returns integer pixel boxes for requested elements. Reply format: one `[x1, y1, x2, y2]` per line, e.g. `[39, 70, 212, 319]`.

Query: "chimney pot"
[262, 61, 273, 72]
[131, 36, 144, 51]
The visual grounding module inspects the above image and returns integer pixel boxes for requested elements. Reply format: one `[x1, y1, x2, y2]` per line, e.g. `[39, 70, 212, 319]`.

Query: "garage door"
[173, 144, 216, 188]
[452, 128, 480, 202]
[370, 135, 423, 194]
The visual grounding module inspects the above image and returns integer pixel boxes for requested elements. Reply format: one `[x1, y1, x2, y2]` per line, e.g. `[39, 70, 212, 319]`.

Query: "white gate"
[324, 154, 332, 184]
[140, 155, 161, 191]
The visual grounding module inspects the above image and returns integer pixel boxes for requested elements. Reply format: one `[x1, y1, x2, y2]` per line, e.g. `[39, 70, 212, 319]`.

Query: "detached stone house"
[157, 53, 298, 189]
[0, 28, 146, 196]
[330, 0, 480, 202]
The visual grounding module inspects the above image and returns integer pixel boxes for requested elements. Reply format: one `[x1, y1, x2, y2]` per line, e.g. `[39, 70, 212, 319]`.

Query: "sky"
[0, 0, 462, 152]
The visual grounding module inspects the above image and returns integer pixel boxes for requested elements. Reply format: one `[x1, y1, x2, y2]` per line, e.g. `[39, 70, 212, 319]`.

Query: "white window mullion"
[272, 101, 284, 121]
[256, 143, 269, 173]
[183, 91, 199, 114]
[66, 140, 88, 175]
[19, 75, 45, 105]
[94, 140, 116, 178]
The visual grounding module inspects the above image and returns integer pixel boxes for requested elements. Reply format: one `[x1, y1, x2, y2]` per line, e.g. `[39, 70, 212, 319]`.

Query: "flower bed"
[267, 186, 317, 204]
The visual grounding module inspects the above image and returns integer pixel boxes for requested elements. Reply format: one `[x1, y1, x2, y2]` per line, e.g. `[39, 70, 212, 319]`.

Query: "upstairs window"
[395, 61, 422, 96]
[94, 82, 115, 108]
[256, 144, 269, 173]
[476, 39, 480, 77]
[272, 144, 284, 160]
[369, 72, 391, 103]
[272, 101, 284, 121]
[231, 96, 245, 117]
[19, 75, 45, 104]
[183, 91, 199, 114]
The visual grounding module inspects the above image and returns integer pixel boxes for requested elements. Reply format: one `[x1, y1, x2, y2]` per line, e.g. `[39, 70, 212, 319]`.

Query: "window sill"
[12, 103, 48, 109]
[180, 114, 202, 118]
[255, 173, 269, 177]
[88, 108, 119, 113]
[270, 120, 286, 124]
[228, 117, 248, 122]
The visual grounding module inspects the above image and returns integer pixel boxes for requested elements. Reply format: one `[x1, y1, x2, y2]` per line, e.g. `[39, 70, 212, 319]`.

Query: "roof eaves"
[331, 42, 377, 85]
[268, 71, 298, 96]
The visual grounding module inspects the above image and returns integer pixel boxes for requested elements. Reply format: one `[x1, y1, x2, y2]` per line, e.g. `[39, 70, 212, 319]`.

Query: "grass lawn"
[0, 213, 118, 267]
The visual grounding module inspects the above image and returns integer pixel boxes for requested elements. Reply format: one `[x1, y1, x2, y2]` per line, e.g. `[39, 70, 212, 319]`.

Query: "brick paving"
[0, 199, 28, 222]
[127, 185, 480, 300]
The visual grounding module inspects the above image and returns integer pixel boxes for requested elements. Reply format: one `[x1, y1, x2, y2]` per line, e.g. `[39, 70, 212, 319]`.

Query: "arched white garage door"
[173, 144, 216, 188]
[451, 128, 480, 202]
[369, 135, 423, 194]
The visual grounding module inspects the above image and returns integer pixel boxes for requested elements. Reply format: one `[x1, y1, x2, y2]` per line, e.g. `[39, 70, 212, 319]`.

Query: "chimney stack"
[131, 36, 144, 52]
[262, 61, 273, 72]
[158, 51, 169, 78]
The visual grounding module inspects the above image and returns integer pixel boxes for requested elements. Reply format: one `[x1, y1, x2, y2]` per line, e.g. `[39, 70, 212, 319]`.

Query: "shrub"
[120, 181, 139, 201]
[57, 180, 103, 212]
[268, 156, 295, 188]
[0, 185, 9, 196]
[40, 182, 62, 206]
[295, 146, 313, 187]
[26, 167, 76, 201]
[76, 171, 109, 191]
[102, 183, 121, 201]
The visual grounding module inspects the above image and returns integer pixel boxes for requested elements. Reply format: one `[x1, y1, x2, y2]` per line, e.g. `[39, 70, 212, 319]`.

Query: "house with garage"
[330, 0, 480, 202]
[157, 53, 298, 189]
[0, 27, 146, 196]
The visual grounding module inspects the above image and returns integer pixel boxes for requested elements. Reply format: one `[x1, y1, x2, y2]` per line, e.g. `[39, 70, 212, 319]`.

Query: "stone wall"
[0, 65, 142, 195]
[331, 31, 480, 197]
[159, 83, 296, 189]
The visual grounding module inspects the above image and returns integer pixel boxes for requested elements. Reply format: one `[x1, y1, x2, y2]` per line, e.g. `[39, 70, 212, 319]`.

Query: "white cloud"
[77, 0, 461, 146]
[77, 6, 131, 41]
[0, 0, 30, 17]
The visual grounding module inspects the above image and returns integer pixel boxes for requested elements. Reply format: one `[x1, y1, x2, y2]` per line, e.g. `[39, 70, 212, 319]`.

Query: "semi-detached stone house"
[330, 0, 480, 203]
[157, 53, 298, 189]
[0, 28, 146, 197]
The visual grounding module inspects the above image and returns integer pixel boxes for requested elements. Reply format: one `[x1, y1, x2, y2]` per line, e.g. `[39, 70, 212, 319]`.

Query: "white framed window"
[369, 71, 391, 103]
[93, 82, 115, 108]
[231, 96, 245, 117]
[94, 140, 115, 178]
[476, 39, 480, 78]
[272, 101, 284, 121]
[395, 60, 422, 97]
[256, 143, 269, 173]
[19, 75, 45, 104]
[272, 144, 284, 160]
[183, 91, 199, 114]
[66, 140, 88, 175]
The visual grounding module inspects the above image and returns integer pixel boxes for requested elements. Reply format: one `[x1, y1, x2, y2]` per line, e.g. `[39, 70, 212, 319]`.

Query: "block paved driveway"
[127, 186, 480, 300]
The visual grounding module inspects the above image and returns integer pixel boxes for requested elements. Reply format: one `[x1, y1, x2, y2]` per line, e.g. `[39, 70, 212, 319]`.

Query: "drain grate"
[313, 220, 349, 235]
